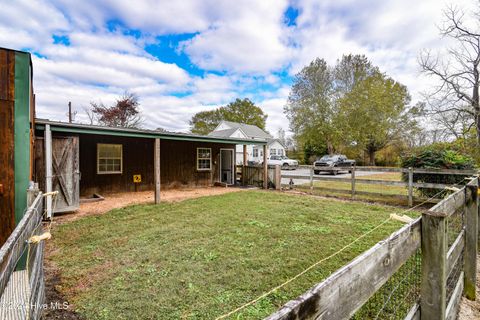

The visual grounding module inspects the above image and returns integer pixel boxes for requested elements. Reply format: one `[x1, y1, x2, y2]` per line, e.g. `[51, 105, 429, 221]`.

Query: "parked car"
[267, 155, 298, 170]
[313, 154, 355, 175]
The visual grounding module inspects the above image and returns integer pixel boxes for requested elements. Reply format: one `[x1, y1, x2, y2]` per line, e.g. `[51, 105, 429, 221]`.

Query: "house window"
[97, 144, 122, 174]
[270, 149, 277, 156]
[197, 148, 212, 171]
[253, 149, 259, 157]
[278, 149, 284, 156]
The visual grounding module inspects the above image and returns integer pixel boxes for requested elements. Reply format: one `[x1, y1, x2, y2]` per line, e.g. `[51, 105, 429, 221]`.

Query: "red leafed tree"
[89, 92, 143, 128]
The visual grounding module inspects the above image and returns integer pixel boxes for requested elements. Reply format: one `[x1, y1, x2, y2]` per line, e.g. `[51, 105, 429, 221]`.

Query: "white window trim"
[97, 143, 123, 175]
[197, 147, 212, 171]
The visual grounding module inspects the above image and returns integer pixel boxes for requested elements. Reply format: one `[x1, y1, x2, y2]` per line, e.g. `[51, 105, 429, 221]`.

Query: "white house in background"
[208, 121, 286, 164]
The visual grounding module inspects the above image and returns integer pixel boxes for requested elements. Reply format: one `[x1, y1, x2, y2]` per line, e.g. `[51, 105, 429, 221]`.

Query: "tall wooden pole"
[243, 145, 247, 186]
[464, 179, 478, 300]
[408, 167, 413, 207]
[45, 124, 53, 219]
[154, 138, 161, 204]
[263, 144, 268, 189]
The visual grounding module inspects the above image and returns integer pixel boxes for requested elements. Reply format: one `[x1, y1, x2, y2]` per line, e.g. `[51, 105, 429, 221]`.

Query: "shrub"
[401, 146, 475, 197]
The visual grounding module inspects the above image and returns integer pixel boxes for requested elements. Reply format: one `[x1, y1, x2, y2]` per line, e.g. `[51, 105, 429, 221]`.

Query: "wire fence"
[266, 176, 477, 320]
[0, 191, 46, 320]
[351, 248, 422, 320]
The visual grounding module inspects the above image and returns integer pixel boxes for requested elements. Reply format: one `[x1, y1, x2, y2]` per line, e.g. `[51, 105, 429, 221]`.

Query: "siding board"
[0, 50, 15, 246]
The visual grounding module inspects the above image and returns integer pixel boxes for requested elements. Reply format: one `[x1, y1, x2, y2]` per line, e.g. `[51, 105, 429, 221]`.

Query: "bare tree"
[89, 92, 144, 128]
[420, 4, 480, 144]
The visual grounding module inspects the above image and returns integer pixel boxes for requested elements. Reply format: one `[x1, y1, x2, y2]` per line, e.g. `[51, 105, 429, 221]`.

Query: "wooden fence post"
[275, 165, 281, 190]
[421, 210, 447, 320]
[243, 145, 247, 186]
[154, 138, 161, 204]
[310, 167, 314, 191]
[408, 167, 413, 207]
[464, 179, 478, 300]
[263, 145, 268, 189]
[351, 164, 356, 199]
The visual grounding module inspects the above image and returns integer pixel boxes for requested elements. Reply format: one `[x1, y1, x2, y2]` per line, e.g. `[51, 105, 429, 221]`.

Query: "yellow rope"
[215, 184, 454, 320]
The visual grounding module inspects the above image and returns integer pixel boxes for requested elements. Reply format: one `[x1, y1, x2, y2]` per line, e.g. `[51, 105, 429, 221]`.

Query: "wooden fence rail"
[281, 166, 476, 207]
[267, 176, 479, 320]
[0, 190, 45, 320]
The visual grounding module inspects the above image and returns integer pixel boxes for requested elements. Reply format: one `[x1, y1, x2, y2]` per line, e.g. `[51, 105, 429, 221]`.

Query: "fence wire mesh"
[351, 248, 422, 320]
[447, 207, 464, 248]
[0, 192, 45, 320]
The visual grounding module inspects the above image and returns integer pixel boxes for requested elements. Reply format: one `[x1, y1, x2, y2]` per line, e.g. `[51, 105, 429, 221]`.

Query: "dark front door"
[220, 149, 234, 185]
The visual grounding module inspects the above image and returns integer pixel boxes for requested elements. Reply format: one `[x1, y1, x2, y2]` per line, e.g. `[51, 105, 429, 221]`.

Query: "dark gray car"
[313, 154, 355, 175]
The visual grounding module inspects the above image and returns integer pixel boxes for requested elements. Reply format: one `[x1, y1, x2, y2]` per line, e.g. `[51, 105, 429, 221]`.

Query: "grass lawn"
[49, 190, 416, 320]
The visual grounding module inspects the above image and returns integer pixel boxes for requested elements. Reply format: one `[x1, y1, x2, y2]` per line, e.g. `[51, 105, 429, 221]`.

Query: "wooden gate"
[35, 136, 80, 213]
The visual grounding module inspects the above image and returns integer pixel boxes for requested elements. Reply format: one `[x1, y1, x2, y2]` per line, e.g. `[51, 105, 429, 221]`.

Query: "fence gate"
[35, 136, 80, 213]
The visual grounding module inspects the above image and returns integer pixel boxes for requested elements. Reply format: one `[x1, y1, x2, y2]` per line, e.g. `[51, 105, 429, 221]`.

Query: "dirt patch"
[43, 245, 83, 320]
[54, 187, 245, 224]
[458, 254, 480, 320]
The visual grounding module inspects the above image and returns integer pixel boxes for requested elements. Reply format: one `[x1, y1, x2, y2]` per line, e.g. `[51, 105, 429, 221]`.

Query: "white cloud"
[1, 0, 476, 137]
[180, 0, 292, 74]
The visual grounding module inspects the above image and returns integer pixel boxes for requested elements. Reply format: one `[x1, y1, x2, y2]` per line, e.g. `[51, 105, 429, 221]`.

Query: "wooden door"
[51, 136, 80, 212]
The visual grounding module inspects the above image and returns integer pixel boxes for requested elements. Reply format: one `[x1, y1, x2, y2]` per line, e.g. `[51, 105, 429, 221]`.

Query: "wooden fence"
[266, 176, 478, 320]
[0, 191, 46, 320]
[238, 165, 278, 188]
[282, 166, 477, 206]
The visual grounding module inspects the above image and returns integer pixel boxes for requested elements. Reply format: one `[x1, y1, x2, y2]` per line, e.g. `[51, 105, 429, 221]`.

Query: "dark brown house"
[34, 119, 266, 215]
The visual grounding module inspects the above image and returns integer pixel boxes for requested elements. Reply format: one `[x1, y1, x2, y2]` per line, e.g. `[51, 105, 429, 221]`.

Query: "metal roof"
[34, 119, 266, 145]
[217, 121, 273, 139]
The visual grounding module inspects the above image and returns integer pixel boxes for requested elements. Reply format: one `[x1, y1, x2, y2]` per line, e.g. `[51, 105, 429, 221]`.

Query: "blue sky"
[0, 0, 473, 134]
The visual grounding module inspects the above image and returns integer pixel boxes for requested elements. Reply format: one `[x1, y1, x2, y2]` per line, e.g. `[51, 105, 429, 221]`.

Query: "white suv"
[267, 155, 298, 170]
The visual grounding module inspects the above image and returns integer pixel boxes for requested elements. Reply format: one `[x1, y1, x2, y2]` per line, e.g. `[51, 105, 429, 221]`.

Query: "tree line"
[81, 1, 480, 167]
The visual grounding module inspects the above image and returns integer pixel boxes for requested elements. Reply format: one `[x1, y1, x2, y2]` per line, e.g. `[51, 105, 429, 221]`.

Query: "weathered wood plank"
[404, 303, 420, 320]
[408, 167, 413, 207]
[445, 271, 464, 320]
[413, 168, 477, 175]
[265, 218, 421, 320]
[464, 181, 478, 300]
[446, 230, 464, 278]
[0, 49, 15, 247]
[421, 211, 447, 320]
[154, 138, 160, 204]
[263, 145, 268, 189]
[429, 187, 465, 217]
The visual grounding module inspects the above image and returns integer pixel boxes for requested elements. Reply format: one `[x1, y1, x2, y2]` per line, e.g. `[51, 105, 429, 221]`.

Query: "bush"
[401, 146, 475, 197]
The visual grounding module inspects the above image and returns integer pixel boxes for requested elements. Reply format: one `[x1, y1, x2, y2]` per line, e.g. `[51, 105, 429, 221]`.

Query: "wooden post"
[464, 179, 478, 300]
[263, 144, 268, 189]
[310, 167, 313, 190]
[408, 167, 413, 207]
[45, 124, 53, 219]
[275, 165, 281, 190]
[26, 183, 39, 207]
[351, 164, 356, 199]
[243, 145, 247, 186]
[154, 138, 161, 204]
[421, 211, 447, 320]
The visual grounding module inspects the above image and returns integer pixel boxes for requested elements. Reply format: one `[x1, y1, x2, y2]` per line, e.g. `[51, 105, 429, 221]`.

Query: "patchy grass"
[49, 191, 417, 320]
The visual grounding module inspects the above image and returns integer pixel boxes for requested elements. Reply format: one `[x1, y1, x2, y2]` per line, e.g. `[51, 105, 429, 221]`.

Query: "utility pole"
[68, 101, 72, 123]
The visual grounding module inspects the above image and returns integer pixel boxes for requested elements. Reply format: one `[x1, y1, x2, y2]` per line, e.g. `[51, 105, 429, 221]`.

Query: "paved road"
[280, 167, 380, 186]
